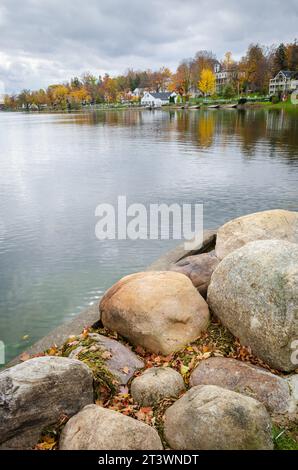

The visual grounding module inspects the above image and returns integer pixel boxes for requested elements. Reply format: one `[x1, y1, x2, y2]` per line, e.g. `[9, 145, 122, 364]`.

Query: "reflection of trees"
[174, 111, 216, 148]
[58, 110, 145, 127]
[172, 108, 298, 162]
[197, 112, 215, 148]
[56, 107, 298, 163]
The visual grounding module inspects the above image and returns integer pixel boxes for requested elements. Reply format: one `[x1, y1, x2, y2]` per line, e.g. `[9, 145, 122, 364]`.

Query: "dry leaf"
[20, 352, 30, 362]
[101, 350, 112, 359]
[180, 364, 189, 376]
[119, 385, 129, 395]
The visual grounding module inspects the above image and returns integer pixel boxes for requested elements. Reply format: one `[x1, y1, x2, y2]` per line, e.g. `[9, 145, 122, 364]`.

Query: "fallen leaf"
[135, 345, 146, 355]
[20, 352, 30, 362]
[101, 350, 112, 360]
[47, 345, 58, 356]
[119, 385, 129, 395]
[140, 407, 152, 414]
[122, 366, 130, 374]
[180, 364, 189, 376]
[35, 436, 56, 450]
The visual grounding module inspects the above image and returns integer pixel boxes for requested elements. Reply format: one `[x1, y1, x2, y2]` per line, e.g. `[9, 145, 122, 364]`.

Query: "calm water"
[0, 108, 298, 363]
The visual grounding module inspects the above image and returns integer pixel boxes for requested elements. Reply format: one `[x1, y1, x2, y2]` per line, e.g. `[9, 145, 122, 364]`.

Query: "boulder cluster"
[0, 209, 297, 450]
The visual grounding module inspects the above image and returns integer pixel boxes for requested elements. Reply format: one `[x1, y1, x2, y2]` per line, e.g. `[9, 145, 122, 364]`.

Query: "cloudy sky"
[0, 0, 297, 93]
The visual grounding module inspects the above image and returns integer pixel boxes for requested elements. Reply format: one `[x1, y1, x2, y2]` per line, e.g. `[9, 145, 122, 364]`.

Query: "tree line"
[3, 40, 298, 110]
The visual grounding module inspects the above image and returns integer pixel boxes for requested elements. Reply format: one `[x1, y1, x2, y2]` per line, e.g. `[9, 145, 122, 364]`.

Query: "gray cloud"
[0, 0, 297, 92]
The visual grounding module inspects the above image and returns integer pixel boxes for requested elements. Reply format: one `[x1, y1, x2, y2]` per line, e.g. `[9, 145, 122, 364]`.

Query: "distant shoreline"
[1, 100, 297, 113]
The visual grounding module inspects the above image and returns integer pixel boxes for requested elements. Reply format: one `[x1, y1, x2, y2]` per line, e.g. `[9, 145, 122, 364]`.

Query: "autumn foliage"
[3, 39, 298, 110]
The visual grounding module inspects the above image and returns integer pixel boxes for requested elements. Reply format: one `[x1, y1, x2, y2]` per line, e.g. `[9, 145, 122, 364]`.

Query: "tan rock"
[100, 271, 209, 355]
[215, 209, 298, 260]
[59, 404, 163, 450]
[189, 357, 291, 415]
[131, 367, 185, 406]
[208, 239, 298, 371]
[169, 251, 219, 297]
[164, 385, 273, 450]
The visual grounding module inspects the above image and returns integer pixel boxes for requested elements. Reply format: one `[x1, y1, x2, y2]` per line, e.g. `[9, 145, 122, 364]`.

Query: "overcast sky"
[0, 0, 298, 93]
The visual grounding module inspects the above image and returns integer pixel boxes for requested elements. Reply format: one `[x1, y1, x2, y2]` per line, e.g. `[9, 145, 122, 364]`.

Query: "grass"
[48, 332, 119, 400]
[273, 425, 298, 450]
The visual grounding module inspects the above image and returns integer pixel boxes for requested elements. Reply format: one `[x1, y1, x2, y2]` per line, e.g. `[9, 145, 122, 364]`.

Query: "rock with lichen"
[208, 239, 298, 371]
[0, 356, 93, 449]
[164, 385, 273, 450]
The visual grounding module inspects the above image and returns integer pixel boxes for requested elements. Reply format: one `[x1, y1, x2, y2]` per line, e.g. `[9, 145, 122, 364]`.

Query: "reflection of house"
[141, 92, 176, 107]
[269, 70, 298, 96]
[0, 94, 4, 109]
[214, 62, 241, 93]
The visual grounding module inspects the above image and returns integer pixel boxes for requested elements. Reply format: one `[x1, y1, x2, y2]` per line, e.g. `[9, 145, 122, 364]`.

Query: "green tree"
[273, 43, 288, 74]
[222, 83, 236, 98]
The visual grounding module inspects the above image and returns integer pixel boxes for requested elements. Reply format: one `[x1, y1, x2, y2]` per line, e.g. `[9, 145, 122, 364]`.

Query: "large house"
[214, 62, 241, 93]
[214, 62, 237, 93]
[141, 91, 176, 107]
[269, 70, 298, 96]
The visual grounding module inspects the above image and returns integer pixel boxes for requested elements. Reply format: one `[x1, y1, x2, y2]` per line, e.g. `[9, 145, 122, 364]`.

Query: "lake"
[0, 108, 297, 363]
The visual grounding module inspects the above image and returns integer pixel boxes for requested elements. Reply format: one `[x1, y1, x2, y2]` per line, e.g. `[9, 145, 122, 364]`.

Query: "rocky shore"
[0, 209, 297, 450]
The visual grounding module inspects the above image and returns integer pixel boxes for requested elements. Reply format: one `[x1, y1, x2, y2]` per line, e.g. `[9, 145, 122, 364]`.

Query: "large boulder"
[59, 404, 163, 450]
[100, 271, 209, 355]
[215, 209, 298, 260]
[69, 333, 144, 385]
[189, 357, 292, 415]
[0, 356, 94, 449]
[169, 251, 219, 298]
[164, 385, 273, 450]
[208, 240, 298, 371]
[131, 367, 185, 406]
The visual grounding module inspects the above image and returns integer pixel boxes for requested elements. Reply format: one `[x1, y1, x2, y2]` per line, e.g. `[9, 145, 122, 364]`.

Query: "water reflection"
[63, 108, 298, 161]
[0, 108, 297, 363]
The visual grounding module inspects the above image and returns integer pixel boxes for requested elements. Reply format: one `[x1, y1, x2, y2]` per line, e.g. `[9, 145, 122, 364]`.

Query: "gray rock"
[215, 209, 298, 260]
[59, 404, 163, 450]
[164, 385, 273, 450]
[131, 367, 185, 406]
[169, 251, 219, 297]
[208, 240, 298, 371]
[285, 374, 298, 417]
[100, 271, 209, 355]
[0, 356, 94, 449]
[189, 357, 291, 415]
[69, 333, 144, 385]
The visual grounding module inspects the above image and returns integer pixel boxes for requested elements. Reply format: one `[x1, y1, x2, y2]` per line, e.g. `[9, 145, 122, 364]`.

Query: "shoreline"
[4, 229, 217, 370]
[1, 101, 297, 114]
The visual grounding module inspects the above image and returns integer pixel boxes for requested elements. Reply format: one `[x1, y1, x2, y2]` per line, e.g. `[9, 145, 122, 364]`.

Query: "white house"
[141, 91, 176, 107]
[132, 88, 144, 97]
[269, 70, 298, 95]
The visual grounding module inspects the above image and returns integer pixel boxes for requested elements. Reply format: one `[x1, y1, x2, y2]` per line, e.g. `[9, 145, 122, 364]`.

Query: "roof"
[278, 70, 297, 79]
[149, 92, 172, 100]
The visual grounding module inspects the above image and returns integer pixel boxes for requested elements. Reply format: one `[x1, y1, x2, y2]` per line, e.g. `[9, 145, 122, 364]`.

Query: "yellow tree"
[47, 84, 69, 108]
[198, 69, 216, 96]
[223, 51, 234, 70]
